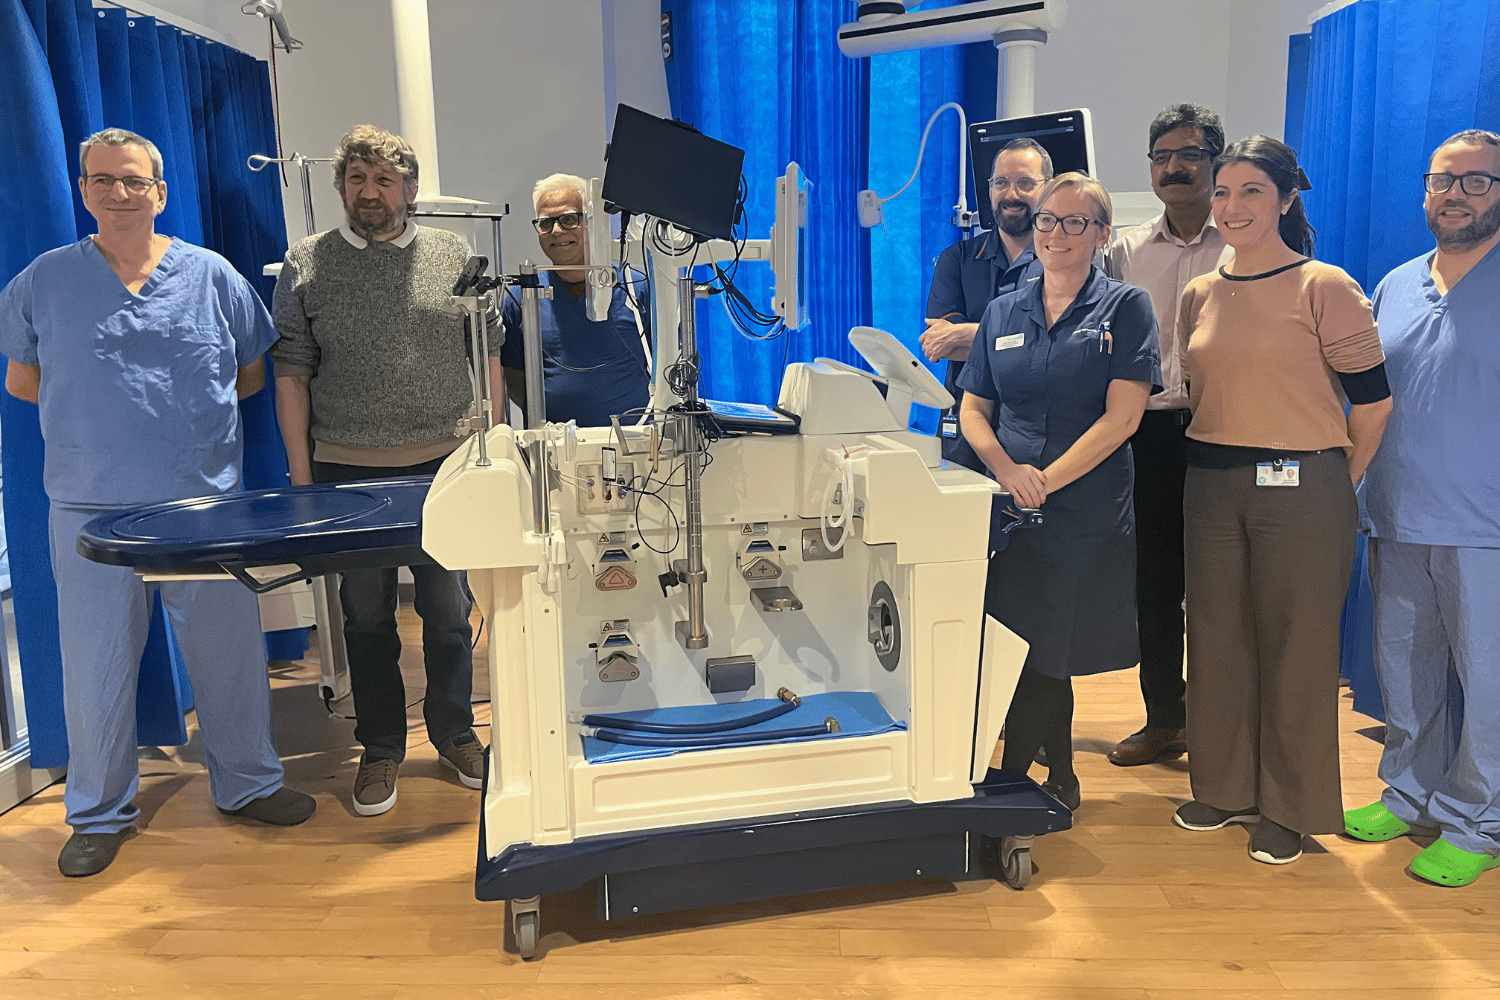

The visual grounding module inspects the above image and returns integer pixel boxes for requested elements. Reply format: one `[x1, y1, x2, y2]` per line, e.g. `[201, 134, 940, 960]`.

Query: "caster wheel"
[1003, 847, 1032, 889]
[513, 911, 539, 960]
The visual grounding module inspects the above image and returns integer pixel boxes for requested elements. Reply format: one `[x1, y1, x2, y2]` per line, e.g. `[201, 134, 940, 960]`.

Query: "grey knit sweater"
[271, 226, 498, 462]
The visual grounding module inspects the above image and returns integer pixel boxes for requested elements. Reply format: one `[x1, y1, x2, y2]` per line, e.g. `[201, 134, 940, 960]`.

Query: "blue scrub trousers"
[49, 504, 284, 834]
[1370, 538, 1500, 856]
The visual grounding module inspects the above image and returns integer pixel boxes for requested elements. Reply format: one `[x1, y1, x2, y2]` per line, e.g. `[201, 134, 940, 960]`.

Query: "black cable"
[589, 721, 836, 748]
[582, 695, 797, 734]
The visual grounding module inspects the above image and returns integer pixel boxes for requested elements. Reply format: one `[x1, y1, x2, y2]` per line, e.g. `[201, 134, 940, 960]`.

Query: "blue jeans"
[313, 458, 474, 762]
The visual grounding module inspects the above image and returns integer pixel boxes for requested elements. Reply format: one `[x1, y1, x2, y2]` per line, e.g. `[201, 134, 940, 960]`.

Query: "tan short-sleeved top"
[1180, 259, 1384, 451]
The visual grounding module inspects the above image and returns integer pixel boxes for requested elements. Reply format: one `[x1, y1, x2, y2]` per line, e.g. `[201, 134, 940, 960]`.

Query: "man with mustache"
[921, 138, 1051, 473]
[271, 125, 504, 816]
[1345, 129, 1500, 886]
[1105, 104, 1232, 768]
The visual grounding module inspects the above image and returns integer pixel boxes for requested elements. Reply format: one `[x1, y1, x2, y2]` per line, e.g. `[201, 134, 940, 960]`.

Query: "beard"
[347, 199, 404, 240]
[1428, 198, 1500, 251]
[996, 199, 1033, 237]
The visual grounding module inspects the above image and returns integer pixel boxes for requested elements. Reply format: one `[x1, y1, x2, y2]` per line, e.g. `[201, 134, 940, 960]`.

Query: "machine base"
[477, 768, 1070, 957]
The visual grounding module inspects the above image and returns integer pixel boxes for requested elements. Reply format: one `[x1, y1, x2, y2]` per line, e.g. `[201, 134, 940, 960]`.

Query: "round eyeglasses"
[989, 175, 1041, 194]
[532, 212, 584, 234]
[1033, 212, 1100, 236]
[1423, 172, 1499, 196]
[1148, 146, 1213, 166]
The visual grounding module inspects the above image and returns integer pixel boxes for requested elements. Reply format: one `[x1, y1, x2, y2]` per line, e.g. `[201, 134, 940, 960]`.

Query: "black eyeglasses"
[1148, 146, 1214, 166]
[532, 212, 583, 234]
[85, 173, 159, 194]
[1424, 171, 1500, 196]
[1033, 212, 1100, 236]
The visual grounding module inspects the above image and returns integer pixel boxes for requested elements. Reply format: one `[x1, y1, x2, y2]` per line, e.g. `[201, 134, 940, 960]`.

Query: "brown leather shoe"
[1108, 726, 1186, 767]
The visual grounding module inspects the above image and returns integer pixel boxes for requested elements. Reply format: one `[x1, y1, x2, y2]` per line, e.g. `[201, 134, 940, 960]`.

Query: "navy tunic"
[958, 267, 1162, 679]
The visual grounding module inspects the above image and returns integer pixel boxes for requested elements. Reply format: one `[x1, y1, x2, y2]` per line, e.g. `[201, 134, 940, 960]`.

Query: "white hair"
[532, 173, 588, 215]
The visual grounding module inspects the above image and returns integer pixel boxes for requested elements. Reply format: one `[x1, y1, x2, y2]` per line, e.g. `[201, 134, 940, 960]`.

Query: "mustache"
[1159, 173, 1193, 186]
[996, 199, 1031, 214]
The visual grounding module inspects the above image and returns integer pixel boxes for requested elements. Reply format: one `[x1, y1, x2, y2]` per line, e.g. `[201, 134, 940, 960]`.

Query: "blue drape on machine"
[2, 0, 300, 768]
[1287, 0, 1500, 723]
[661, 0, 872, 405]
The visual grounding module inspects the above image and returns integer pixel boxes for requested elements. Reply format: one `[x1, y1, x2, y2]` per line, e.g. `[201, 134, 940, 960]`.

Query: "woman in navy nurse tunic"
[957, 173, 1162, 812]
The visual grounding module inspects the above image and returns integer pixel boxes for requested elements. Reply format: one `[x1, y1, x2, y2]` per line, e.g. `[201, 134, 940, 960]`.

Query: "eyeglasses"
[532, 212, 583, 234]
[1423, 171, 1500, 196]
[85, 173, 159, 194]
[989, 175, 1041, 194]
[1033, 212, 1100, 236]
[1148, 146, 1214, 166]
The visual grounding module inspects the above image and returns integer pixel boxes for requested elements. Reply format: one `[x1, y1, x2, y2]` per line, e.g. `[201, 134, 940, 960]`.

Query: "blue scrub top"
[1363, 242, 1500, 548]
[0, 238, 278, 507]
[958, 266, 1161, 493]
[927, 232, 1040, 472]
[500, 268, 651, 428]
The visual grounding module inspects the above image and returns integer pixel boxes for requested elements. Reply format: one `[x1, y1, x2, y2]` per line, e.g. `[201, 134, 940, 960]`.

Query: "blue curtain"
[1288, 0, 1500, 722]
[662, 0, 871, 404]
[1, 0, 300, 768]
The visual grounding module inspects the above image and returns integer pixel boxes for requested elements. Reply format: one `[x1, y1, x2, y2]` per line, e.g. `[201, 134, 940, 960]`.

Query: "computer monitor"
[968, 109, 1095, 232]
[602, 104, 745, 242]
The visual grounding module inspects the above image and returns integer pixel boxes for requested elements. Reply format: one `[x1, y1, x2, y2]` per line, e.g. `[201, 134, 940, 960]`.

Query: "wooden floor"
[3, 607, 1497, 1000]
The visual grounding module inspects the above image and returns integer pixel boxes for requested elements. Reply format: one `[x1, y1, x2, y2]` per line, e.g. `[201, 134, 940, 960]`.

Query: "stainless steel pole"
[674, 274, 709, 650]
[520, 262, 551, 534]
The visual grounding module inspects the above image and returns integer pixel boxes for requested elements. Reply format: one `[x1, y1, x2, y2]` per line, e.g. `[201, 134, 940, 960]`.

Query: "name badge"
[994, 333, 1024, 351]
[1256, 460, 1300, 487]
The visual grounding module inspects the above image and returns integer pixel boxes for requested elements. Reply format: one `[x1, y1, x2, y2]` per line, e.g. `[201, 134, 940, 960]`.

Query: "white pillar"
[993, 28, 1048, 120]
[390, 0, 442, 197]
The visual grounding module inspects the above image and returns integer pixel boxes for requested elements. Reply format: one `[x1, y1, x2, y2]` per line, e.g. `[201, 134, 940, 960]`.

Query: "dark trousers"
[1183, 450, 1355, 835]
[313, 457, 475, 762]
[1130, 409, 1190, 730]
[1000, 670, 1075, 783]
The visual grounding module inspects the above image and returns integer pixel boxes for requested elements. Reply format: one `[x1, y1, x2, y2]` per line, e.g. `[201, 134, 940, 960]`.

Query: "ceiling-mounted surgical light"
[837, 0, 1068, 58]
[241, 0, 302, 53]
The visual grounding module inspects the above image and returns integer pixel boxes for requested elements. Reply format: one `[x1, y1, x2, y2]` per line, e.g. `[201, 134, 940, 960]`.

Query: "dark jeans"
[1130, 409, 1190, 731]
[313, 457, 474, 762]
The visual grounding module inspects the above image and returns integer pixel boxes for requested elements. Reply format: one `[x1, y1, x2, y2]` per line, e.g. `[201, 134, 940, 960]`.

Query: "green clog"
[1409, 838, 1500, 887]
[1343, 801, 1412, 842]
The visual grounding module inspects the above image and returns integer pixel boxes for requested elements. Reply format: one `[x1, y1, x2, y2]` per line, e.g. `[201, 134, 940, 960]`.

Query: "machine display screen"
[603, 104, 746, 242]
[968, 109, 1095, 232]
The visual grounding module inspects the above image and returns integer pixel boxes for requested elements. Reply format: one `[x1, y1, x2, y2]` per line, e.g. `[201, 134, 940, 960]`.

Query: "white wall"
[130, 0, 1319, 249]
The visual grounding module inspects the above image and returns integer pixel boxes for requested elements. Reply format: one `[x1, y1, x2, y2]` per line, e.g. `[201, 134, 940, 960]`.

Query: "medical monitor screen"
[969, 109, 1095, 232]
[602, 104, 745, 242]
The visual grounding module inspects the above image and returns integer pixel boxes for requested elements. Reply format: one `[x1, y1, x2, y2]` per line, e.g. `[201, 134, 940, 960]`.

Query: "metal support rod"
[675, 274, 709, 650]
[299, 159, 316, 236]
[472, 304, 493, 468]
[519, 262, 551, 535]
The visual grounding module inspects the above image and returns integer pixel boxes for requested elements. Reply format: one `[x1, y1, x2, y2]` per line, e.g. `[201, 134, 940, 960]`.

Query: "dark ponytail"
[1213, 135, 1317, 257]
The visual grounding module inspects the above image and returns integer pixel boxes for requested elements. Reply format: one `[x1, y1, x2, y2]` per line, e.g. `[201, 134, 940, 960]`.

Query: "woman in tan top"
[1173, 136, 1392, 864]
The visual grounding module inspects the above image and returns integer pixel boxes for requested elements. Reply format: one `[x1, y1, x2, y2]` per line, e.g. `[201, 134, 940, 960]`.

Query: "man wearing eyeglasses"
[921, 138, 1051, 473]
[271, 125, 501, 816]
[1103, 104, 1234, 769]
[1346, 130, 1500, 886]
[0, 128, 316, 877]
[499, 174, 650, 427]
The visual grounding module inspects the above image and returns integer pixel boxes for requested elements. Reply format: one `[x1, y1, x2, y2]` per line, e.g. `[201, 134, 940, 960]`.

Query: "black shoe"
[1249, 819, 1304, 864]
[1173, 800, 1260, 831]
[58, 830, 129, 877]
[218, 786, 317, 826]
[1042, 776, 1081, 812]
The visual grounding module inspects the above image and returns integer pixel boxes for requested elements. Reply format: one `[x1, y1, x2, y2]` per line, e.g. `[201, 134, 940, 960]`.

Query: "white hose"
[820, 450, 858, 553]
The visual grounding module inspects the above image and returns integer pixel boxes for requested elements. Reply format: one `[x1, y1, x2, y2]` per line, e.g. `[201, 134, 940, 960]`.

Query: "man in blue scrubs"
[920, 138, 1050, 472]
[1347, 130, 1500, 886]
[501, 173, 650, 427]
[0, 128, 314, 877]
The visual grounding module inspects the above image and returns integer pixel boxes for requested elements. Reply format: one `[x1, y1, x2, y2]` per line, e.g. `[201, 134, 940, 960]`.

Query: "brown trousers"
[1183, 449, 1356, 835]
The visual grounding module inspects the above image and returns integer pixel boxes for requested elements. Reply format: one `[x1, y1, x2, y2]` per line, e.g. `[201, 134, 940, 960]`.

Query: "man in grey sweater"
[271, 125, 504, 816]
